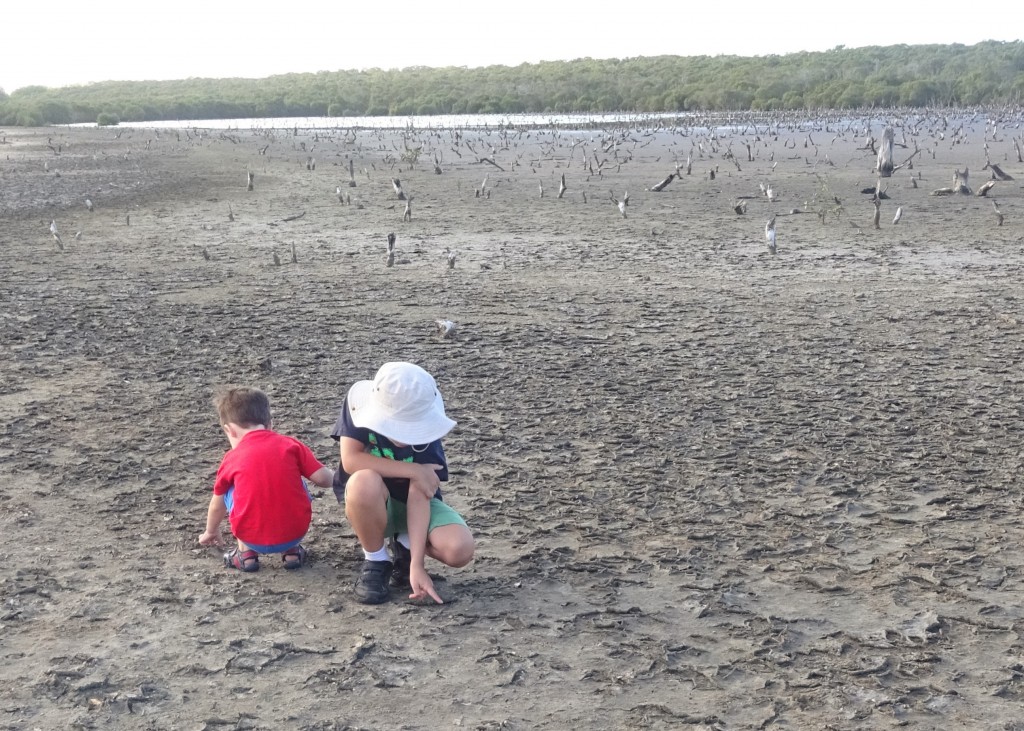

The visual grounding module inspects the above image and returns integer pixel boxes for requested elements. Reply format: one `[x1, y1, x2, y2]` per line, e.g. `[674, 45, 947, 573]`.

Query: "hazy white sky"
[3, 1, 1020, 93]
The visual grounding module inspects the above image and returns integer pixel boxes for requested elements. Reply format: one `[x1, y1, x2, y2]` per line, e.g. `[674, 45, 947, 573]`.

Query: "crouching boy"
[332, 362, 474, 604]
[199, 387, 334, 572]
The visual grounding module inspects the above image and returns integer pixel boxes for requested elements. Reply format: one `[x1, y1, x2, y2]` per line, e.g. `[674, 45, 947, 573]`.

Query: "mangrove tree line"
[1, 41, 1022, 126]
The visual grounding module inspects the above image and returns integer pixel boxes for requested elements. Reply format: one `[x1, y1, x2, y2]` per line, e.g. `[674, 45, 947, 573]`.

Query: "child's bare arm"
[405, 491, 443, 604]
[338, 437, 442, 498]
[308, 466, 335, 489]
[198, 494, 227, 547]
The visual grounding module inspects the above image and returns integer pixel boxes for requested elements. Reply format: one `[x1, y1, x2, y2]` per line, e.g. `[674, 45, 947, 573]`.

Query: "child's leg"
[393, 498, 474, 568]
[426, 522, 474, 568]
[345, 471, 398, 604]
[423, 499, 474, 567]
[389, 500, 472, 598]
[344, 470, 391, 554]
[218, 488, 259, 571]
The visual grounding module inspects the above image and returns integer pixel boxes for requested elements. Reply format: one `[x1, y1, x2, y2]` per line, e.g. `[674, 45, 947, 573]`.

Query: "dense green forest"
[2, 42, 1022, 126]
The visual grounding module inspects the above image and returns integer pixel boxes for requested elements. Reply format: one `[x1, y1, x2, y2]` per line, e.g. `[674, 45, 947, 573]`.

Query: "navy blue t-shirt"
[330, 395, 448, 504]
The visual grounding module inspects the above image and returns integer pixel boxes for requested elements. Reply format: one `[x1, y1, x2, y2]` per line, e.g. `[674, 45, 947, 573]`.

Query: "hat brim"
[347, 380, 456, 445]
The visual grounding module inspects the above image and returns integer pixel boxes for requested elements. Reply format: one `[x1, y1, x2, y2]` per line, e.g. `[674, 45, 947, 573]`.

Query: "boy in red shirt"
[199, 387, 334, 572]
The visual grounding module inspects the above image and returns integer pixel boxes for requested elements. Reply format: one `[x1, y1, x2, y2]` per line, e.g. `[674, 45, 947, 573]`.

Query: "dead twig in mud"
[400, 138, 422, 168]
[877, 127, 895, 176]
[723, 147, 742, 172]
[49, 219, 64, 250]
[267, 211, 306, 226]
[385, 232, 396, 267]
[627, 704, 719, 727]
[810, 174, 844, 223]
[477, 157, 505, 172]
[992, 200, 1004, 226]
[876, 126, 921, 177]
[610, 191, 628, 218]
[982, 160, 1013, 181]
[932, 167, 972, 196]
[953, 166, 972, 194]
[649, 173, 675, 192]
[860, 183, 888, 199]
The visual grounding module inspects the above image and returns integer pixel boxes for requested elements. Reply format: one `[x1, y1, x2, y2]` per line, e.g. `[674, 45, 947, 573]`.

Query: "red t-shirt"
[213, 429, 324, 546]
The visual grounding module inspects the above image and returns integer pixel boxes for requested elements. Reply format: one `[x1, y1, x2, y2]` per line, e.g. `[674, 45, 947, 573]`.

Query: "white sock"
[396, 533, 411, 549]
[364, 545, 390, 562]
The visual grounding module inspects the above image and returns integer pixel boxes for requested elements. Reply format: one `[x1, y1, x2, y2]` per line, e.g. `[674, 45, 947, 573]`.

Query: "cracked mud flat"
[1, 113, 1024, 729]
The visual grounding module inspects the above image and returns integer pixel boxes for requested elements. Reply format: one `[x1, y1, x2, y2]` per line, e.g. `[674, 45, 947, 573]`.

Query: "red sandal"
[282, 545, 307, 570]
[224, 548, 260, 572]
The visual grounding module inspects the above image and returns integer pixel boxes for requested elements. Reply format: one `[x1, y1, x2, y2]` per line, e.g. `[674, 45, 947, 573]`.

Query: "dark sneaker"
[391, 539, 411, 589]
[354, 560, 393, 604]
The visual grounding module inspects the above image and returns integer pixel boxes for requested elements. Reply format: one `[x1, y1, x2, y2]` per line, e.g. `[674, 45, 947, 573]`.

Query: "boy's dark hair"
[214, 387, 272, 428]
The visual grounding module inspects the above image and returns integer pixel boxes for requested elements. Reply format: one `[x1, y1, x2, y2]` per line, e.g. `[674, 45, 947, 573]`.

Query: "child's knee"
[343, 470, 387, 503]
[448, 543, 474, 568]
[436, 534, 475, 568]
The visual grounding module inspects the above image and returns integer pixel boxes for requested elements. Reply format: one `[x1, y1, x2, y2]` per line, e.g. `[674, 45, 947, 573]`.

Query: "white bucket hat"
[347, 362, 456, 444]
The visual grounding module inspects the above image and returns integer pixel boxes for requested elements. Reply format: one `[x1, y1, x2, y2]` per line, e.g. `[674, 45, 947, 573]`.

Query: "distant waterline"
[97, 112, 682, 131]
[72, 109, 963, 133]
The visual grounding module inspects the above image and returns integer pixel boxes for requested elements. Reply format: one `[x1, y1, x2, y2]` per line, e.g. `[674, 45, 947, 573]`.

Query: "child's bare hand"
[198, 531, 225, 548]
[409, 565, 443, 604]
[409, 463, 443, 499]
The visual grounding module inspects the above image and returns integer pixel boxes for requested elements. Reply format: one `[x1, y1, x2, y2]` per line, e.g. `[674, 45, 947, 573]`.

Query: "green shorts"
[386, 497, 467, 535]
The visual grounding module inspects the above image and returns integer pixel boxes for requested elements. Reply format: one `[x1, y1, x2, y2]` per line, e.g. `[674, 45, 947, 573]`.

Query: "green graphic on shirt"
[368, 432, 413, 463]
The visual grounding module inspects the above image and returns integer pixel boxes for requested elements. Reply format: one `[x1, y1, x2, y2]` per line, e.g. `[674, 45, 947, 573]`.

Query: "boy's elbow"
[313, 468, 335, 488]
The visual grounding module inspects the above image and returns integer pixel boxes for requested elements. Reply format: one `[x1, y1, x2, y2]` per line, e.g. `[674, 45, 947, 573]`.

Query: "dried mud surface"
[2, 114, 1024, 730]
